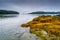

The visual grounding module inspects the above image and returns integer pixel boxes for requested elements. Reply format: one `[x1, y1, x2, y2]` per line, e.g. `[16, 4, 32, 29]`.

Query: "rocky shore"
[21, 15, 60, 40]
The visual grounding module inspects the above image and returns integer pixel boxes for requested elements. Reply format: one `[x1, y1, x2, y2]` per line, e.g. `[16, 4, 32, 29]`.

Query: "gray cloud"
[0, 0, 60, 6]
[0, 0, 60, 13]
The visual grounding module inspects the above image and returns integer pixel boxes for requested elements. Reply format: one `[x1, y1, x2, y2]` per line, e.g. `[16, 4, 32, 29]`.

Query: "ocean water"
[0, 14, 58, 40]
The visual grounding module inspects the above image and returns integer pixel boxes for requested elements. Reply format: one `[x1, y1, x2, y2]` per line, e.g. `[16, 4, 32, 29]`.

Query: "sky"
[0, 0, 60, 13]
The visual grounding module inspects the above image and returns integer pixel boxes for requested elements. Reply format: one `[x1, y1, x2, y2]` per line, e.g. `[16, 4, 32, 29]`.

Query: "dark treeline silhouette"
[0, 10, 19, 14]
[29, 11, 60, 14]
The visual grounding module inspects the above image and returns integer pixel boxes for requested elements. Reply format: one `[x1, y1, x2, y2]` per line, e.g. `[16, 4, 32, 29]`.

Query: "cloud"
[0, 0, 60, 7]
[0, 0, 60, 13]
[0, 0, 60, 6]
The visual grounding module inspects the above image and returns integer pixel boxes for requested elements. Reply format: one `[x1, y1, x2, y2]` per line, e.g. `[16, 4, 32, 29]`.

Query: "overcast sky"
[0, 0, 60, 13]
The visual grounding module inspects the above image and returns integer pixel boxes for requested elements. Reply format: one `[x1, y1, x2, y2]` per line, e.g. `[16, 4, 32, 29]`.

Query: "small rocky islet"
[21, 15, 60, 40]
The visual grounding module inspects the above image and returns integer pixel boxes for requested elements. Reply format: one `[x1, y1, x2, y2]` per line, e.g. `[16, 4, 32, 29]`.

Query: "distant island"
[0, 10, 19, 14]
[29, 11, 60, 14]
[0, 10, 19, 17]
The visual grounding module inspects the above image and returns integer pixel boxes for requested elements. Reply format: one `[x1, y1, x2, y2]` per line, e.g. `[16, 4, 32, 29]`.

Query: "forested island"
[0, 10, 19, 14]
[29, 11, 60, 14]
[0, 10, 19, 17]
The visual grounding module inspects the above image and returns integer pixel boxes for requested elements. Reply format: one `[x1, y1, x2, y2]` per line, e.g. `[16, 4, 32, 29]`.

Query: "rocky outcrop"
[21, 15, 60, 40]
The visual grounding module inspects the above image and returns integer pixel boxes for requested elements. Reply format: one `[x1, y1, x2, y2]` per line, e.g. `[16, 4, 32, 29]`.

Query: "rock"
[21, 15, 60, 40]
[20, 33, 39, 40]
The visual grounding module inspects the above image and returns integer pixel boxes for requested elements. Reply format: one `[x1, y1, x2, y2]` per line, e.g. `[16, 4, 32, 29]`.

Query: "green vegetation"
[0, 10, 19, 18]
[0, 10, 19, 14]
[29, 11, 46, 14]
[29, 11, 60, 14]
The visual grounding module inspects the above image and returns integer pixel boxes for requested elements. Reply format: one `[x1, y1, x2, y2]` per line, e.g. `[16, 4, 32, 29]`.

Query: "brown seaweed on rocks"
[21, 15, 60, 40]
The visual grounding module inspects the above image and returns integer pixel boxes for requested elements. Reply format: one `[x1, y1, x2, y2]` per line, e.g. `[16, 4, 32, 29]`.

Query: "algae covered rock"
[21, 15, 60, 40]
[21, 23, 29, 28]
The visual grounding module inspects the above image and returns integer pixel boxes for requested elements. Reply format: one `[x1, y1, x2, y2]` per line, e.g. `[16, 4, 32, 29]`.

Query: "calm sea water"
[0, 14, 58, 40]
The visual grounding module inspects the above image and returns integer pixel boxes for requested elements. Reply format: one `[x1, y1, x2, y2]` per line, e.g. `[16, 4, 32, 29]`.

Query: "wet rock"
[21, 15, 60, 40]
